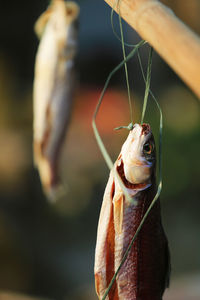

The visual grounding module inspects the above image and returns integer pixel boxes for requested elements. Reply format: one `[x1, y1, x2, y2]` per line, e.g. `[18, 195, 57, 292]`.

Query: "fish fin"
[95, 273, 103, 300]
[114, 194, 124, 234]
[94, 172, 115, 299]
[36, 156, 61, 201]
[34, 8, 52, 39]
[33, 139, 59, 200]
[37, 157, 53, 188]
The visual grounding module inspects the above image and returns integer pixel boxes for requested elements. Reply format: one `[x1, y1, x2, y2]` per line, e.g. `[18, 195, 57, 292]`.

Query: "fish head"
[35, 1, 79, 42]
[65, 1, 80, 24]
[120, 123, 156, 185]
[51, 1, 80, 58]
[50, 1, 79, 36]
[50, 0, 80, 23]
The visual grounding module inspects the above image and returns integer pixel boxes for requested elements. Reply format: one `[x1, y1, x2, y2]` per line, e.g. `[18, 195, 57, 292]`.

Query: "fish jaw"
[121, 123, 155, 185]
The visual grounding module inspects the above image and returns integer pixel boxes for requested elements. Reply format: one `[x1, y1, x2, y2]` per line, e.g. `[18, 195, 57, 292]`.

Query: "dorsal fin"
[114, 194, 124, 234]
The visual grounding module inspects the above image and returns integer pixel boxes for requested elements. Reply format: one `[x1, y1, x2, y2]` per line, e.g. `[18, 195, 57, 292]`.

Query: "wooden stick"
[104, 0, 200, 99]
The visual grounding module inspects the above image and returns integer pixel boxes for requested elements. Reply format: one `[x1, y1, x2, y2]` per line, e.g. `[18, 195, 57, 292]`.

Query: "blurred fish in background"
[33, 0, 79, 200]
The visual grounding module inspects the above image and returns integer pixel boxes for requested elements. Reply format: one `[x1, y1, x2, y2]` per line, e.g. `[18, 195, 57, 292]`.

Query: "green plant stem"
[141, 47, 153, 124]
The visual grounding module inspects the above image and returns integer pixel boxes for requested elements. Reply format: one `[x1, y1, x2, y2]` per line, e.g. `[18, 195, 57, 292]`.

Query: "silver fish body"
[33, 0, 79, 199]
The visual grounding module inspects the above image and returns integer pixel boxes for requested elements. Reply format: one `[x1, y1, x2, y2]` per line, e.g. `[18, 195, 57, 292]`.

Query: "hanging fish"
[94, 123, 170, 300]
[33, 0, 79, 200]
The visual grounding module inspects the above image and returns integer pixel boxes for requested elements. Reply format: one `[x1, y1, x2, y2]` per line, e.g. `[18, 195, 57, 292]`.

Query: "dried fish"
[33, 0, 79, 200]
[95, 123, 170, 300]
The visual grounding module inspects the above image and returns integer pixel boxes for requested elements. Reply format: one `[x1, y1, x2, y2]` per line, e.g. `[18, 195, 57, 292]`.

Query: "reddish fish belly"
[114, 189, 166, 300]
[96, 183, 168, 300]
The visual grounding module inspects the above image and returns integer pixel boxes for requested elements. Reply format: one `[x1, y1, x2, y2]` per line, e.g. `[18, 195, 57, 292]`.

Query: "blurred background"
[0, 0, 200, 299]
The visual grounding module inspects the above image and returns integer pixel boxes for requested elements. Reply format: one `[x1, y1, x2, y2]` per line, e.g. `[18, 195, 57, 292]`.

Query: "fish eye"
[143, 142, 154, 155]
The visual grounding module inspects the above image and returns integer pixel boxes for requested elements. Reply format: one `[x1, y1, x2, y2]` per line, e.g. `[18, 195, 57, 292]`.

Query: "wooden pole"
[104, 0, 200, 99]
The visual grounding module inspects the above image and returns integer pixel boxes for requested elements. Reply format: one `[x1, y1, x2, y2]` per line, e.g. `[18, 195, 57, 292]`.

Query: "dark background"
[0, 0, 200, 299]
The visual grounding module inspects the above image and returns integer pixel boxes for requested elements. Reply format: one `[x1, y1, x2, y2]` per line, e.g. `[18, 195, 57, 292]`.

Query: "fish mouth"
[141, 123, 151, 135]
[116, 159, 149, 190]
